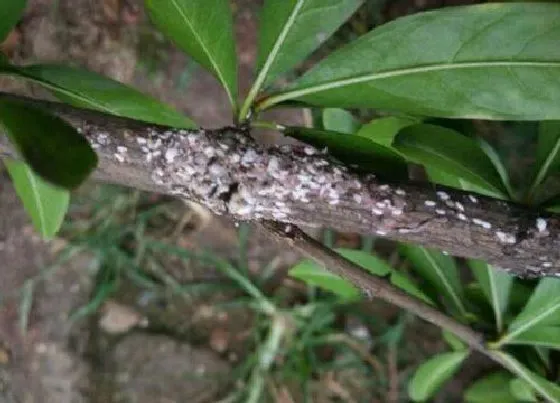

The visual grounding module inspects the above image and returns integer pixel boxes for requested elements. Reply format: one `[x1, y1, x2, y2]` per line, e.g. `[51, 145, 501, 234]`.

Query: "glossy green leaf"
[505, 327, 560, 350]
[493, 351, 560, 403]
[322, 108, 360, 134]
[442, 330, 466, 351]
[502, 278, 560, 345]
[510, 378, 538, 402]
[400, 245, 467, 317]
[425, 168, 504, 199]
[289, 248, 390, 300]
[256, 0, 361, 86]
[468, 259, 512, 333]
[477, 138, 516, 200]
[3, 160, 69, 238]
[356, 115, 420, 148]
[394, 124, 507, 198]
[0, 0, 26, 42]
[464, 372, 517, 403]
[261, 3, 560, 120]
[408, 351, 468, 402]
[0, 100, 97, 188]
[289, 260, 360, 300]
[529, 121, 560, 199]
[285, 126, 408, 179]
[145, 0, 237, 108]
[289, 248, 432, 303]
[0, 63, 195, 128]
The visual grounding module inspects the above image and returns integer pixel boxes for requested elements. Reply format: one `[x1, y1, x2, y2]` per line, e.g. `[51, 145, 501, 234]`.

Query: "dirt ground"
[0, 0, 495, 402]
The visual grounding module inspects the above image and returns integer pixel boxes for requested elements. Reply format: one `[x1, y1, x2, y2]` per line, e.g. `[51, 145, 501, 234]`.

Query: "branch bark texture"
[1, 92, 559, 278]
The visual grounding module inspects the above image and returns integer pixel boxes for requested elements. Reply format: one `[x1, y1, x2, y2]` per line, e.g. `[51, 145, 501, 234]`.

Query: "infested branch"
[1, 92, 560, 278]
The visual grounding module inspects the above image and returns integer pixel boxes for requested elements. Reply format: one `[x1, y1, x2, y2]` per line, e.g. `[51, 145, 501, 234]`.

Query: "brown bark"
[1, 91, 559, 278]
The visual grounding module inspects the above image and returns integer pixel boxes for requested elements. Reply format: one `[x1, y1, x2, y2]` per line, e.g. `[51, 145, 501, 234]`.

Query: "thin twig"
[258, 221, 524, 378]
[261, 221, 486, 351]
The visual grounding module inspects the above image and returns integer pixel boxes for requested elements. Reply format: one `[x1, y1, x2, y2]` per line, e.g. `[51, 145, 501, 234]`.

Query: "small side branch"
[261, 221, 486, 350]
[260, 221, 521, 379]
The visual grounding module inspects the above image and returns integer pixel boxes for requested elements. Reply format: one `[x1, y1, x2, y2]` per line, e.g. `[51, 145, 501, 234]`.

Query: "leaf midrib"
[258, 0, 305, 84]
[168, 0, 235, 106]
[241, 0, 305, 119]
[421, 250, 466, 316]
[260, 61, 560, 110]
[495, 352, 560, 402]
[504, 299, 560, 343]
[488, 271, 503, 332]
[529, 133, 560, 198]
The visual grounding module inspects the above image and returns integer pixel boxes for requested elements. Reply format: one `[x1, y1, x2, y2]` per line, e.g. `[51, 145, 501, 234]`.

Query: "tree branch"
[1, 92, 559, 278]
[260, 221, 525, 381]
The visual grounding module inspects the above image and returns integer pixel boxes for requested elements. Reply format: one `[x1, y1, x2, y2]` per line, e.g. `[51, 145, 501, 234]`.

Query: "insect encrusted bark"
[1, 92, 560, 278]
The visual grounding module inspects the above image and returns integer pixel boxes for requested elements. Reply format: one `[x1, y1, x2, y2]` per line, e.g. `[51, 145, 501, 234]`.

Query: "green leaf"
[477, 138, 516, 200]
[425, 168, 503, 200]
[493, 351, 560, 403]
[464, 372, 517, 403]
[285, 126, 408, 179]
[322, 108, 360, 134]
[529, 121, 560, 200]
[442, 330, 466, 351]
[261, 3, 560, 120]
[507, 281, 535, 317]
[0, 100, 97, 188]
[356, 115, 420, 148]
[289, 260, 360, 300]
[256, 0, 362, 86]
[0, 0, 26, 42]
[289, 248, 390, 300]
[337, 249, 433, 304]
[464, 283, 491, 319]
[145, 0, 237, 108]
[547, 206, 560, 214]
[468, 259, 512, 333]
[336, 249, 392, 277]
[394, 124, 507, 198]
[400, 245, 467, 317]
[510, 378, 538, 402]
[389, 270, 433, 305]
[501, 278, 560, 345]
[289, 248, 433, 304]
[0, 63, 195, 128]
[3, 159, 69, 238]
[408, 351, 468, 402]
[504, 327, 560, 350]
